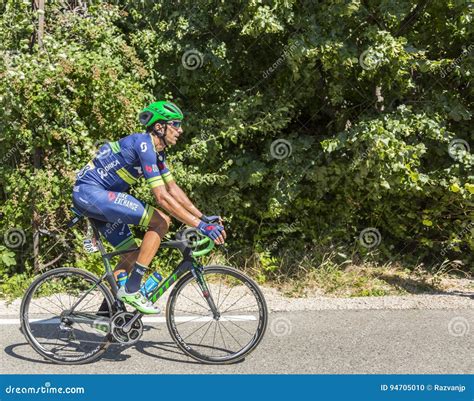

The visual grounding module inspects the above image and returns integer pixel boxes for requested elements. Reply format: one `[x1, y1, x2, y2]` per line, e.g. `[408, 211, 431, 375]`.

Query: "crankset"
[110, 311, 144, 345]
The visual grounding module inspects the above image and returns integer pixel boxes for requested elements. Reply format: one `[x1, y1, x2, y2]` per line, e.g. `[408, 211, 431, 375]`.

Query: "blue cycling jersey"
[75, 133, 173, 191]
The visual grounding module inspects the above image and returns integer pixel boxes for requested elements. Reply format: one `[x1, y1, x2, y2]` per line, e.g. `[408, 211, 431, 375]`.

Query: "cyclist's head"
[139, 101, 184, 148]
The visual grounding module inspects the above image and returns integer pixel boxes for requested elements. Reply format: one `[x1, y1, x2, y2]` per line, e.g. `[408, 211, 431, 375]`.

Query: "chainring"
[110, 311, 143, 345]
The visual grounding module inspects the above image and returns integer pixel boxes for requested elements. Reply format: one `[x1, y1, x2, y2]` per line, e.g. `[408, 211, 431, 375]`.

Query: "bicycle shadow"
[3, 340, 194, 366]
[133, 339, 245, 365]
[3, 342, 131, 365]
[5, 325, 245, 366]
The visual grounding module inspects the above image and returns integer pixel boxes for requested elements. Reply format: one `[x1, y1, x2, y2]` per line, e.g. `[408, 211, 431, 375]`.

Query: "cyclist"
[72, 101, 226, 314]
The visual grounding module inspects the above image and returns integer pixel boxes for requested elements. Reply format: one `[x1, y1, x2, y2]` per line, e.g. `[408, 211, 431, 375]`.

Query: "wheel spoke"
[183, 319, 213, 341]
[173, 308, 208, 317]
[220, 292, 249, 314]
[224, 318, 254, 336]
[219, 319, 243, 348]
[34, 292, 64, 313]
[217, 321, 229, 353]
[179, 293, 209, 311]
[197, 320, 214, 346]
[29, 301, 60, 317]
[51, 291, 68, 312]
[221, 304, 257, 314]
[217, 284, 235, 310]
[176, 314, 211, 326]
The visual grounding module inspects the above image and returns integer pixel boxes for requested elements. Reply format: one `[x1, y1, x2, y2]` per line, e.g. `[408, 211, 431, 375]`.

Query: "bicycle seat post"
[88, 219, 118, 293]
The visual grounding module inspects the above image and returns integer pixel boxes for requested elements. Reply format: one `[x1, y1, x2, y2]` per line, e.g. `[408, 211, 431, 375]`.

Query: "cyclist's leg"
[136, 208, 171, 266]
[93, 219, 139, 278]
[73, 184, 140, 275]
[73, 185, 167, 313]
[124, 207, 171, 294]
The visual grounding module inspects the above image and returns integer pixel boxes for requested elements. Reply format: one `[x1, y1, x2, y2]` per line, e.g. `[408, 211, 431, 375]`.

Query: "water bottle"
[117, 271, 128, 288]
[140, 272, 163, 298]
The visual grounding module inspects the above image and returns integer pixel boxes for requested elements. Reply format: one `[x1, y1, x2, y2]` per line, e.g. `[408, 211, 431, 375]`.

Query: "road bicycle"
[20, 211, 268, 365]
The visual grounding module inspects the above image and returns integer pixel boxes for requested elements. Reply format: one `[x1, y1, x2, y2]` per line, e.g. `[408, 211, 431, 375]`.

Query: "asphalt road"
[1, 309, 472, 374]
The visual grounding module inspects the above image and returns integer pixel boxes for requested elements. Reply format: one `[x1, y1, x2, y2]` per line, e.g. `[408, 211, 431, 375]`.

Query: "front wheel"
[166, 265, 268, 364]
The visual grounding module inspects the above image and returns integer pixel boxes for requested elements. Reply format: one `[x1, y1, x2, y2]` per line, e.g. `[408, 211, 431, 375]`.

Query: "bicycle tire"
[20, 267, 114, 365]
[166, 265, 268, 364]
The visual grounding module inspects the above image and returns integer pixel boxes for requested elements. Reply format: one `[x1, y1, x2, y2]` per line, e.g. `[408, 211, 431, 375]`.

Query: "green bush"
[0, 0, 472, 292]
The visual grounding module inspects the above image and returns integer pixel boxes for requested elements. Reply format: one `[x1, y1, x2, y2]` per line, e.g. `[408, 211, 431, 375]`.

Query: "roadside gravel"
[1, 283, 471, 317]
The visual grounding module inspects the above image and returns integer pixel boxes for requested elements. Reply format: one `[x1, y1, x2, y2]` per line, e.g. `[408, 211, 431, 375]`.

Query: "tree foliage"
[0, 0, 472, 284]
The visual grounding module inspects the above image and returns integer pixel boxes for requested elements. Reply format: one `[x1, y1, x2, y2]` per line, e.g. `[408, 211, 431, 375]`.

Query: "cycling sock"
[125, 262, 148, 293]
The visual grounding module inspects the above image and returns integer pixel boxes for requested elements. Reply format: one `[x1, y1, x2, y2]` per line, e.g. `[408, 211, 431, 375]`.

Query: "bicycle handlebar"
[191, 236, 215, 257]
[173, 227, 215, 257]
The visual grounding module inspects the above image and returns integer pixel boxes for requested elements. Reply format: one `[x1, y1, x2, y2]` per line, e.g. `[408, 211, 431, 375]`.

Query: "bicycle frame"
[89, 220, 206, 304]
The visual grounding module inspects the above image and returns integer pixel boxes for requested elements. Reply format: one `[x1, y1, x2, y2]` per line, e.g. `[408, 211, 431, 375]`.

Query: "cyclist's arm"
[151, 186, 200, 227]
[166, 180, 203, 219]
[137, 136, 200, 228]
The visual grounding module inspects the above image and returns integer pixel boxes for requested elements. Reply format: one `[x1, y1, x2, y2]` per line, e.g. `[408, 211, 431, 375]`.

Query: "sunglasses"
[167, 121, 182, 128]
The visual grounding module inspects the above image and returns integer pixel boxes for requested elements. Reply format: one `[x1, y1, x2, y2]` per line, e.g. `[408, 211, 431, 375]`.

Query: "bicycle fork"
[192, 263, 221, 320]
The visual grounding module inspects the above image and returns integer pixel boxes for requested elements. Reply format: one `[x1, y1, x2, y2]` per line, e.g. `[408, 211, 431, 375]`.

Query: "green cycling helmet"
[139, 101, 184, 127]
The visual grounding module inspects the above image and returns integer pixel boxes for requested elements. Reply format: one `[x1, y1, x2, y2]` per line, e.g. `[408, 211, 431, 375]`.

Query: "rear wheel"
[166, 265, 268, 364]
[20, 267, 114, 364]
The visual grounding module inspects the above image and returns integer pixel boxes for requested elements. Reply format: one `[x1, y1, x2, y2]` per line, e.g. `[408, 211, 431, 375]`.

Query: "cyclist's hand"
[197, 221, 225, 245]
[201, 215, 226, 241]
[201, 214, 223, 225]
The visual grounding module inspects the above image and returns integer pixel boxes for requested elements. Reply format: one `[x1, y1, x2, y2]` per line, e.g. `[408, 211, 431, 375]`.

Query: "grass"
[278, 261, 472, 298]
[1, 251, 472, 301]
[207, 250, 473, 299]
